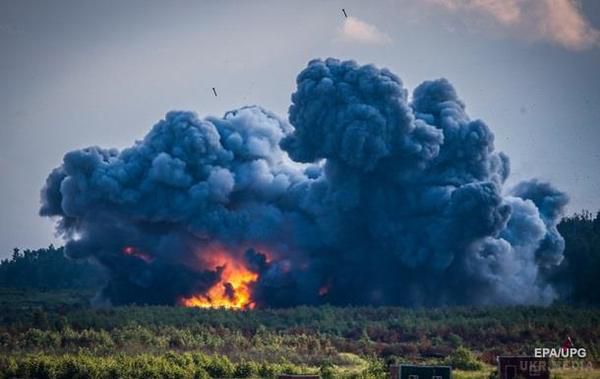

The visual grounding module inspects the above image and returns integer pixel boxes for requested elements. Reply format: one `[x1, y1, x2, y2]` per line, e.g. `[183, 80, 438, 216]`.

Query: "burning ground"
[39, 58, 568, 308]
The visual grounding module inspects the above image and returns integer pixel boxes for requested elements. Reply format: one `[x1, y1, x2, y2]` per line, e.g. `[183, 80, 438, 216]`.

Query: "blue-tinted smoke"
[40, 58, 568, 306]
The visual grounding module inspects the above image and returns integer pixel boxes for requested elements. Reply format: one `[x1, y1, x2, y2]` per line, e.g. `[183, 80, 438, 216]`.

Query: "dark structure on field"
[497, 356, 549, 379]
[390, 364, 452, 379]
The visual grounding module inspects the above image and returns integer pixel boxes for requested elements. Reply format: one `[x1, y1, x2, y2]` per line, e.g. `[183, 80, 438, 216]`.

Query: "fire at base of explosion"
[175, 245, 266, 310]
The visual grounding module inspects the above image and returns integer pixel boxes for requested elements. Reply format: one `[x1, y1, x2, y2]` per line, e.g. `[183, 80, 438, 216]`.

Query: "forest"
[1, 213, 600, 378]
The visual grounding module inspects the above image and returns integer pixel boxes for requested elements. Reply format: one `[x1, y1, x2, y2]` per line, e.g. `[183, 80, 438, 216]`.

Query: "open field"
[1, 288, 599, 378]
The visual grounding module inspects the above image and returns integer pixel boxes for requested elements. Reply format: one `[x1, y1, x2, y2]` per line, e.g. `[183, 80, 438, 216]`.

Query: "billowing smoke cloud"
[40, 58, 568, 307]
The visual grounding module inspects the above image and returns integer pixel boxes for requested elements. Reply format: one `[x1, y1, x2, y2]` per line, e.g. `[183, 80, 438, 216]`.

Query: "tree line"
[1, 212, 600, 305]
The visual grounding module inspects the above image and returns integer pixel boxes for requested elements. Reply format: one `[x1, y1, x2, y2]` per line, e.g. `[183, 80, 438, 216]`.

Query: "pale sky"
[1, 0, 600, 258]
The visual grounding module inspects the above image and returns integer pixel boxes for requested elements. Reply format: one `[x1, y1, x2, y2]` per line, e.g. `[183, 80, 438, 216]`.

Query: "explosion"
[40, 58, 568, 307]
[179, 248, 258, 309]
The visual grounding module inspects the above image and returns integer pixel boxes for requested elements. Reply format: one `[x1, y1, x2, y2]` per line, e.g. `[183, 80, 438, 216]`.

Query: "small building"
[497, 356, 549, 379]
[390, 364, 452, 379]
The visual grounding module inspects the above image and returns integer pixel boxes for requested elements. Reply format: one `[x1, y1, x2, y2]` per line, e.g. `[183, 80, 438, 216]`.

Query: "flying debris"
[212, 87, 217, 97]
[40, 58, 568, 308]
[342, 8, 348, 18]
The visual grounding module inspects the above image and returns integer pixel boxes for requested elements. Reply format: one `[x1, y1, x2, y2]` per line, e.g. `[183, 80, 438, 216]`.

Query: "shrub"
[234, 360, 259, 378]
[319, 362, 336, 379]
[205, 355, 234, 378]
[446, 346, 484, 371]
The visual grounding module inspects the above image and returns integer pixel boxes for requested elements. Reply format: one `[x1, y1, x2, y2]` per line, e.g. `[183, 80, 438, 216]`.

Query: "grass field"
[0, 288, 598, 378]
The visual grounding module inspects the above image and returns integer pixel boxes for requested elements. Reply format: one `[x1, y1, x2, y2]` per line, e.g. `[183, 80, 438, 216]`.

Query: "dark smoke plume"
[40, 58, 568, 307]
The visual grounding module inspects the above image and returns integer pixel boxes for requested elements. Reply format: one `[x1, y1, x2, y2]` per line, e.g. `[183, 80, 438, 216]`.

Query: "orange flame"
[122, 246, 153, 263]
[319, 279, 332, 296]
[179, 248, 258, 310]
[319, 285, 329, 296]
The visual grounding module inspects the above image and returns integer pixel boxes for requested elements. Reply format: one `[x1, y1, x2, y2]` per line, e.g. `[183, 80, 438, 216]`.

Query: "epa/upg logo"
[534, 337, 587, 359]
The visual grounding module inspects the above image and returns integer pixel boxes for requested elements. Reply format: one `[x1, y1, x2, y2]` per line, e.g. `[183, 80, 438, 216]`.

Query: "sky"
[1, 0, 600, 259]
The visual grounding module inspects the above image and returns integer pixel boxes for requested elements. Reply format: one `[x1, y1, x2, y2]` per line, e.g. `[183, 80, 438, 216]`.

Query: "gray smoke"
[40, 58, 568, 307]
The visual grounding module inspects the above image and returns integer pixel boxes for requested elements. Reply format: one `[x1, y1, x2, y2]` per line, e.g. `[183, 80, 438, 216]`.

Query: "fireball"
[179, 247, 259, 310]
